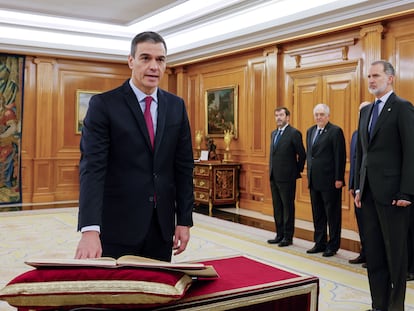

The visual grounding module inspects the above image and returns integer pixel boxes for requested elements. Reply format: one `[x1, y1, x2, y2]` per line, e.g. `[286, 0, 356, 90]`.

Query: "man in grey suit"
[355, 60, 414, 311]
[75, 32, 194, 262]
[267, 107, 306, 247]
[305, 103, 346, 257]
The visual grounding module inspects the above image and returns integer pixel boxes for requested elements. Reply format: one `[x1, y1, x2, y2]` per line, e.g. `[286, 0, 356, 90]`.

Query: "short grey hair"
[313, 103, 330, 116]
[371, 60, 395, 76]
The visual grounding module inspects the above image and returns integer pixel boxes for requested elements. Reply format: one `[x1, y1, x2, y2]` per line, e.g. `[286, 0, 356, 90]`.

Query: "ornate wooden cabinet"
[193, 161, 240, 215]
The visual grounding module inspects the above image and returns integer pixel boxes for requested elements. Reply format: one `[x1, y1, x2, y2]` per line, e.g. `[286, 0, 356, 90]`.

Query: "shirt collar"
[129, 79, 158, 103]
[377, 90, 393, 106]
[278, 124, 289, 131]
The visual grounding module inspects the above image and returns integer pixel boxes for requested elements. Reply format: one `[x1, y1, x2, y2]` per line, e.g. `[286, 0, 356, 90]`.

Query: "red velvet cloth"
[167, 256, 318, 311]
[3, 256, 318, 311]
[8, 267, 183, 287]
[187, 256, 300, 297]
[2, 267, 191, 310]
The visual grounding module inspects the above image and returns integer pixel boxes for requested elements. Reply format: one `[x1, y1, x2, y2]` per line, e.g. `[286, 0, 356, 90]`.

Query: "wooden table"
[154, 255, 319, 311]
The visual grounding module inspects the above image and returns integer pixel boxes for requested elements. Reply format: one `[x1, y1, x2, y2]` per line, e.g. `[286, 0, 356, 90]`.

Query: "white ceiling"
[1, 0, 414, 65]
[0, 0, 181, 25]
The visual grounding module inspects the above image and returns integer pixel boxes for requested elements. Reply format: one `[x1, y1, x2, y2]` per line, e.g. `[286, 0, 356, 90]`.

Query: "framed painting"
[75, 90, 100, 134]
[205, 85, 238, 138]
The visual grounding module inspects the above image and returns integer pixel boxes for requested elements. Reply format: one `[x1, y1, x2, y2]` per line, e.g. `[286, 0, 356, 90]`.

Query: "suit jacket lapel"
[154, 89, 167, 153]
[271, 130, 276, 153]
[359, 104, 371, 146]
[308, 125, 316, 149]
[370, 93, 395, 141]
[122, 81, 153, 150]
[312, 123, 328, 149]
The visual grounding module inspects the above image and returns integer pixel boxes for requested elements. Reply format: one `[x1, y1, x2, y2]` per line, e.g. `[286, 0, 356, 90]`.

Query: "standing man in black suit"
[75, 31, 194, 262]
[407, 210, 414, 281]
[348, 101, 370, 266]
[306, 103, 346, 257]
[267, 107, 306, 247]
[354, 60, 414, 311]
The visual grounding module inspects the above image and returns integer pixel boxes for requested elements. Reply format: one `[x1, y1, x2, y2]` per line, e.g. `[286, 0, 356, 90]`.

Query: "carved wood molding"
[285, 59, 360, 77]
[33, 57, 57, 65]
[284, 38, 356, 68]
[359, 23, 385, 38]
[263, 45, 278, 57]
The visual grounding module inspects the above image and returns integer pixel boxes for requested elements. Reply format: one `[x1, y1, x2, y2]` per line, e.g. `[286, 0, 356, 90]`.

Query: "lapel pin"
[388, 108, 391, 111]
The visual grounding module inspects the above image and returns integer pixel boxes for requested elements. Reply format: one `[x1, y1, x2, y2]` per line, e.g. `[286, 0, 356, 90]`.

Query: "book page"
[25, 257, 117, 268]
[25, 256, 219, 278]
[174, 266, 219, 278]
[117, 255, 206, 269]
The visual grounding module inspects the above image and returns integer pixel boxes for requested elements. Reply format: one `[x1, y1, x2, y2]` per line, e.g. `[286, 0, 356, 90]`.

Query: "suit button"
[149, 196, 154, 202]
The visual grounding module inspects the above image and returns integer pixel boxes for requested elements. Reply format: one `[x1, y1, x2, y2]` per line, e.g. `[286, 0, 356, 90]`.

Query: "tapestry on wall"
[0, 54, 24, 210]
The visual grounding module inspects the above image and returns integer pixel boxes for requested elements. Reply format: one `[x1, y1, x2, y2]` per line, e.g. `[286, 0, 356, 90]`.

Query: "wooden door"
[288, 62, 361, 231]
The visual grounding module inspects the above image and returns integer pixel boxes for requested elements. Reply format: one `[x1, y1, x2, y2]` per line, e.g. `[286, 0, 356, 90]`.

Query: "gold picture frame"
[75, 90, 100, 134]
[205, 85, 238, 138]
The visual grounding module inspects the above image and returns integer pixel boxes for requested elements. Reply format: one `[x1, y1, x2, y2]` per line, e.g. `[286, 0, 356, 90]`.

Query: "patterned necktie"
[274, 129, 282, 146]
[369, 99, 381, 135]
[144, 96, 154, 148]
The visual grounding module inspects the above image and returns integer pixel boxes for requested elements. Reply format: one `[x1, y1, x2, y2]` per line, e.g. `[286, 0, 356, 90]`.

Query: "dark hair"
[371, 60, 395, 76]
[130, 31, 167, 57]
[275, 107, 290, 116]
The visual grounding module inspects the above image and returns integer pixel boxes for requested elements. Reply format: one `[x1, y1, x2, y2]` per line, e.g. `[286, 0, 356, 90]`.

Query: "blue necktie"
[369, 100, 381, 135]
[313, 128, 322, 145]
[274, 130, 282, 146]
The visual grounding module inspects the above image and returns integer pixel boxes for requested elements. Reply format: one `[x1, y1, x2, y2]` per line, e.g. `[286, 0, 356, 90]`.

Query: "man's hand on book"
[75, 231, 102, 259]
[173, 225, 190, 256]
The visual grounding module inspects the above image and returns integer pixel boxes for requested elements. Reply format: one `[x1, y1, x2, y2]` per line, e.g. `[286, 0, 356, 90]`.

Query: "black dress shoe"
[362, 263, 367, 268]
[267, 236, 283, 244]
[348, 255, 366, 264]
[278, 239, 292, 247]
[407, 272, 414, 281]
[306, 245, 326, 254]
[322, 249, 337, 257]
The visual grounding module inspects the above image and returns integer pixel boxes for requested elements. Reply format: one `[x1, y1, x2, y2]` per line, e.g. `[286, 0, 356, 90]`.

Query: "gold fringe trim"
[1, 275, 192, 307]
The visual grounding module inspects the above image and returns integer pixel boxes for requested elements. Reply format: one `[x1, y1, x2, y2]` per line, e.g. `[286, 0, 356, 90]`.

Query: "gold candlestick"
[223, 129, 234, 162]
[194, 130, 203, 159]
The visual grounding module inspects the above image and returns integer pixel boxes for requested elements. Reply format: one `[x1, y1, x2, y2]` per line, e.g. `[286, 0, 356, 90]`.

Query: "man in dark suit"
[348, 101, 370, 266]
[305, 103, 346, 257]
[407, 209, 414, 281]
[267, 107, 306, 247]
[354, 60, 414, 311]
[75, 31, 194, 262]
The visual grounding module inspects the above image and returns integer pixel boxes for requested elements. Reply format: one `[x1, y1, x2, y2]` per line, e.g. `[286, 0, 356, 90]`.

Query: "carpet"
[0, 208, 414, 311]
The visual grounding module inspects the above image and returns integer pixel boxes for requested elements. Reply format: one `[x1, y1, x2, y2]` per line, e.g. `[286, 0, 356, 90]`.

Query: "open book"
[25, 255, 218, 278]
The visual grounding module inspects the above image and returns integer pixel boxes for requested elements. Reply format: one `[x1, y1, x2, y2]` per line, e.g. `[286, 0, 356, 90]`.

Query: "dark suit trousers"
[270, 179, 296, 241]
[309, 188, 342, 251]
[102, 208, 173, 262]
[408, 208, 414, 273]
[354, 200, 366, 257]
[362, 182, 409, 311]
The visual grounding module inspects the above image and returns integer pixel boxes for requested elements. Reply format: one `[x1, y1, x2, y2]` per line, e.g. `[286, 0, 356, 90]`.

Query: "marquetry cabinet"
[193, 161, 240, 215]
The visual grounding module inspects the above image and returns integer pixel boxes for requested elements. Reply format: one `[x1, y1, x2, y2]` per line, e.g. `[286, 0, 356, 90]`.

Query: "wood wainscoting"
[15, 12, 414, 253]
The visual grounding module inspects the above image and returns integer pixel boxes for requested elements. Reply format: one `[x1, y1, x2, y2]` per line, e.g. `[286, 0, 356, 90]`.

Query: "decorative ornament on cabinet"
[223, 129, 234, 162]
[194, 130, 203, 159]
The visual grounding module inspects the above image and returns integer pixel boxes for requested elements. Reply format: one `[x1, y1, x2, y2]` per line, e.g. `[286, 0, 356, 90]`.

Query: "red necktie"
[144, 96, 154, 148]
